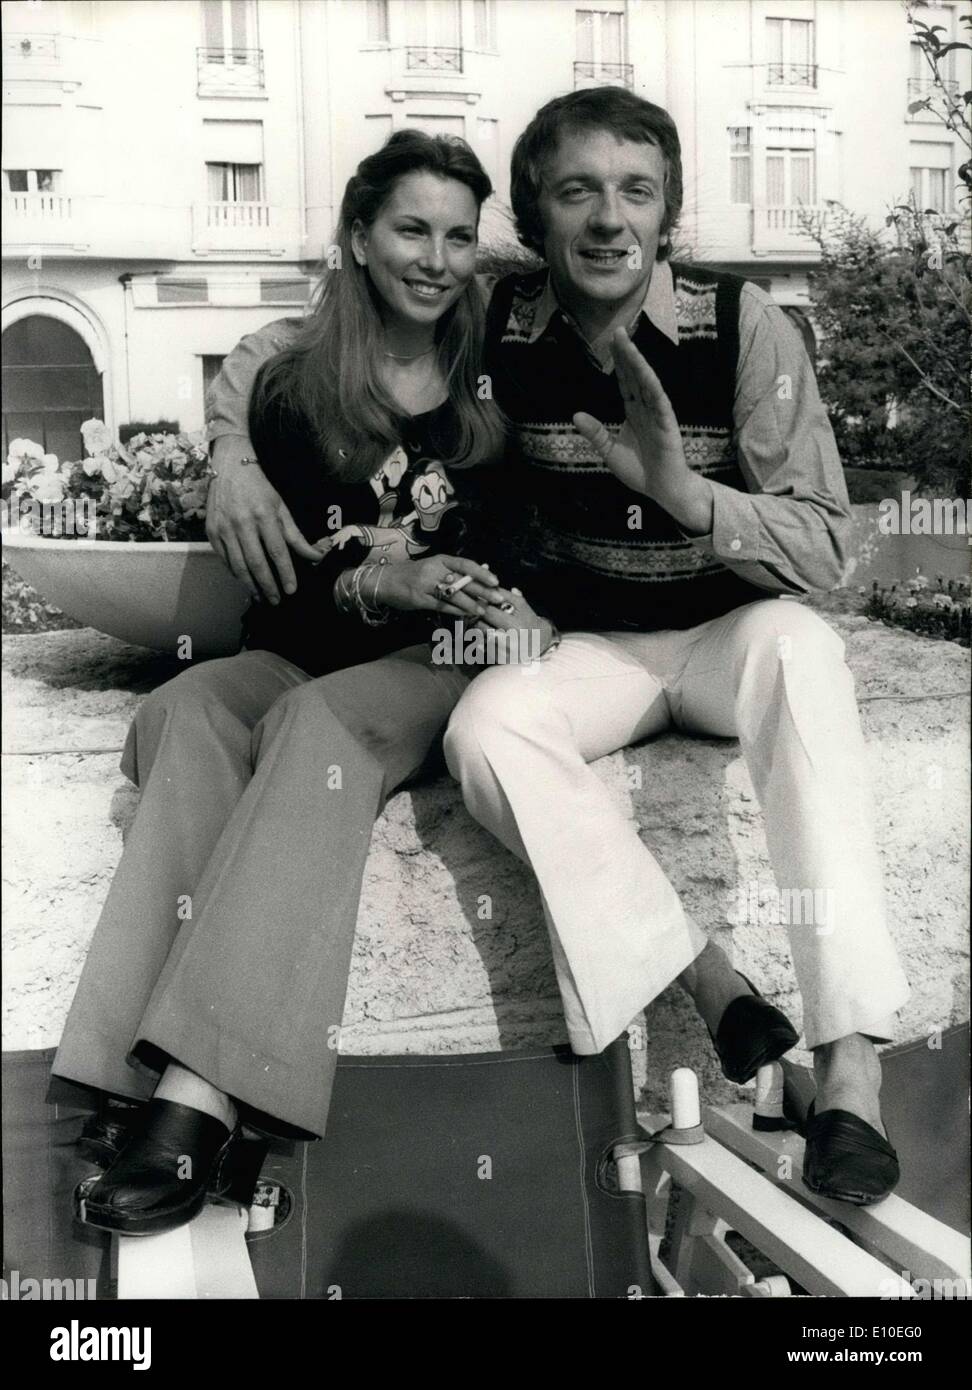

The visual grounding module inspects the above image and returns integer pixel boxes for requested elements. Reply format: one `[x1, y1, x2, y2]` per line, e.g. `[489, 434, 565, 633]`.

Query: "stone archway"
[2, 313, 105, 462]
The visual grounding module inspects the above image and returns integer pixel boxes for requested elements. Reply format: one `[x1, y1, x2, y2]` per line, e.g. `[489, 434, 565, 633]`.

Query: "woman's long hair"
[252, 131, 505, 483]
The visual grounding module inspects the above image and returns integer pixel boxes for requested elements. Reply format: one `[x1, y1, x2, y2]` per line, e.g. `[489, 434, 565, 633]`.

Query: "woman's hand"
[378, 554, 501, 619]
[468, 588, 556, 665]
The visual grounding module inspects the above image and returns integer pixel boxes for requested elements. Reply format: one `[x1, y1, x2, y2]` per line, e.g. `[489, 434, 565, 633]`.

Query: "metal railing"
[907, 76, 960, 101]
[196, 46, 264, 89]
[766, 62, 817, 88]
[3, 32, 58, 60]
[574, 61, 634, 89]
[403, 46, 463, 73]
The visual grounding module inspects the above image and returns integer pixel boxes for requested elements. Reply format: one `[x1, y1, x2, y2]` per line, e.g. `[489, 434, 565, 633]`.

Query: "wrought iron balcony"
[196, 46, 265, 92]
[907, 76, 960, 102]
[765, 62, 817, 88]
[3, 32, 59, 60]
[404, 46, 463, 73]
[574, 61, 634, 89]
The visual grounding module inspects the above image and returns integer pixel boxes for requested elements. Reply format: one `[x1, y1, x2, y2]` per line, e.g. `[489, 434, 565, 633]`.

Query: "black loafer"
[712, 976, 800, 1085]
[74, 1099, 240, 1237]
[77, 1100, 144, 1167]
[802, 1102, 899, 1206]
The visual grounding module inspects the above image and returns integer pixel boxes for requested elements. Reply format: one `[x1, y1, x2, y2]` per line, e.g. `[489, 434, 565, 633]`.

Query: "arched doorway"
[2, 315, 104, 463]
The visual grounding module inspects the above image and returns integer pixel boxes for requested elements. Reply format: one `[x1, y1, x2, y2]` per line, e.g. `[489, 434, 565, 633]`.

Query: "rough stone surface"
[2, 615, 968, 1113]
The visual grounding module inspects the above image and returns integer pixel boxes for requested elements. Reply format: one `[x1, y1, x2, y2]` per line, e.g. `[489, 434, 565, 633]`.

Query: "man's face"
[536, 128, 669, 310]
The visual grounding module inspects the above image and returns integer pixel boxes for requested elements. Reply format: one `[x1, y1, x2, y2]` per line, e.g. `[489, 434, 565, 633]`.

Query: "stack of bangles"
[333, 561, 392, 626]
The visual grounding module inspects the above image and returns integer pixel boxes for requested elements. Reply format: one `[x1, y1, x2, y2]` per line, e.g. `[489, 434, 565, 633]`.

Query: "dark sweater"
[480, 263, 776, 633]
[243, 381, 470, 678]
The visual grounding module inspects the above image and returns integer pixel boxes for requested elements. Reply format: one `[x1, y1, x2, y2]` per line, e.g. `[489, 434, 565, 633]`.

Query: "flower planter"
[1, 529, 249, 656]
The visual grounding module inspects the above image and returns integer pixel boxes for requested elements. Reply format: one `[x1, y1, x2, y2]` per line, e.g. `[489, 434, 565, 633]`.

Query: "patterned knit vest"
[483, 262, 774, 632]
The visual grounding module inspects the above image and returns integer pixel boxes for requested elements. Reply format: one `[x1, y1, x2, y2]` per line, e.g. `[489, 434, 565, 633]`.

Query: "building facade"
[2, 0, 968, 457]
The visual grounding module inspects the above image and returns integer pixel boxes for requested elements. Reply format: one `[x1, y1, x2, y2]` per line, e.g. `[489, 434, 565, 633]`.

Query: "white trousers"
[443, 599, 910, 1055]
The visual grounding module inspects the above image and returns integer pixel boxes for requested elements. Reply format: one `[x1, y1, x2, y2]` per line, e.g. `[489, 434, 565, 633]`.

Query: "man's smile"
[577, 248, 629, 266]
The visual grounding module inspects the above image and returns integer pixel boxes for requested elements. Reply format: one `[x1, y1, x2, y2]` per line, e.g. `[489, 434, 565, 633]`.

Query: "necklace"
[383, 345, 435, 361]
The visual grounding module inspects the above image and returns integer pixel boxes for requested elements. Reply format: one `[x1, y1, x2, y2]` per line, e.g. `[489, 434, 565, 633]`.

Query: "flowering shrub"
[862, 573, 971, 647]
[2, 419, 212, 542]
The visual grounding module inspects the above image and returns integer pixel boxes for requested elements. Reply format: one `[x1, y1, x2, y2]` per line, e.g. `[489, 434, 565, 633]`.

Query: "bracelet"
[354, 561, 392, 627]
[207, 456, 259, 479]
[359, 562, 391, 627]
[333, 568, 355, 614]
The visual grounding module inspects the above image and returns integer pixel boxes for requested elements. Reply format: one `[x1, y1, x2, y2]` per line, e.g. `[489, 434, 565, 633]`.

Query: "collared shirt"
[206, 263, 852, 597]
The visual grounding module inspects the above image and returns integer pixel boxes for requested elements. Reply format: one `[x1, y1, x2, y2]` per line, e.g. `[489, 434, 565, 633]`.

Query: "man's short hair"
[510, 86, 683, 261]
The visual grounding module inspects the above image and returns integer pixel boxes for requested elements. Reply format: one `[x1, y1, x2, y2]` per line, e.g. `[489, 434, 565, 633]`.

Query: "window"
[575, 7, 630, 85]
[202, 355, 226, 400]
[473, 0, 496, 49]
[765, 16, 815, 87]
[206, 162, 262, 201]
[910, 166, 948, 210]
[202, 0, 256, 58]
[908, 37, 957, 103]
[909, 143, 953, 211]
[404, 0, 462, 69]
[576, 8, 625, 66]
[2, 316, 104, 464]
[765, 145, 815, 208]
[5, 169, 60, 193]
[728, 128, 751, 203]
[365, 0, 389, 44]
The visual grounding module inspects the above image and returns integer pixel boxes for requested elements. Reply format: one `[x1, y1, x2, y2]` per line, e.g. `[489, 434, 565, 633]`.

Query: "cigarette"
[443, 574, 473, 596]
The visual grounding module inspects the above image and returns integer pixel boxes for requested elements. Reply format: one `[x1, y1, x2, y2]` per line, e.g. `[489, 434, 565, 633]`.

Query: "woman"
[55, 130, 552, 1239]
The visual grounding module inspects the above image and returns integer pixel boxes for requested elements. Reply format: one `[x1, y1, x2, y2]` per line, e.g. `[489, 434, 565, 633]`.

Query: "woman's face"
[352, 171, 479, 332]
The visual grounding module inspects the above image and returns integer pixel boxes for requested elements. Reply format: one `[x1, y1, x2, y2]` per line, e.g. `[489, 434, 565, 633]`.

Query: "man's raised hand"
[572, 328, 713, 534]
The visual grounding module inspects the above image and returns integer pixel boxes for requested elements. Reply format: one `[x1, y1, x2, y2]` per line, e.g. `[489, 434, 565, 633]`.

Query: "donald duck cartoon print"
[312, 445, 458, 564]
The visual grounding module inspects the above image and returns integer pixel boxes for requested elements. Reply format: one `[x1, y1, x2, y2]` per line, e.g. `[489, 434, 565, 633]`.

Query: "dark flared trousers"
[51, 644, 470, 1137]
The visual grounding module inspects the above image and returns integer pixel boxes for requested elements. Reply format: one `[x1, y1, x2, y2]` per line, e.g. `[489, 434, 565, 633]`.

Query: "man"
[205, 89, 908, 1204]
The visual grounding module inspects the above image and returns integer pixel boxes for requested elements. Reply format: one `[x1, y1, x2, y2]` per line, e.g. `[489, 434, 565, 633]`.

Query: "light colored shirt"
[205, 262, 853, 595]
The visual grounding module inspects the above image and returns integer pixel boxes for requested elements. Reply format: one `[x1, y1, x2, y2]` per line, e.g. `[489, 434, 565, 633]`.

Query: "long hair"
[252, 131, 505, 483]
[510, 87, 683, 262]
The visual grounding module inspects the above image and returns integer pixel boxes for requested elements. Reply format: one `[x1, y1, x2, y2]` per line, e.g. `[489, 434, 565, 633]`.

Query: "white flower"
[82, 454, 109, 477]
[7, 438, 45, 467]
[80, 419, 113, 457]
[905, 597, 919, 608]
[28, 470, 66, 503]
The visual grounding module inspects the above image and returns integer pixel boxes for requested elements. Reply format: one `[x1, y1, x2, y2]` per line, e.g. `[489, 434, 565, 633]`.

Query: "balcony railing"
[198, 201, 271, 230]
[906, 74, 960, 118]
[766, 62, 817, 88]
[2, 193, 85, 250]
[763, 206, 816, 233]
[404, 46, 463, 72]
[4, 192, 74, 224]
[574, 61, 634, 89]
[3, 32, 59, 60]
[752, 205, 822, 255]
[196, 46, 264, 92]
[192, 200, 286, 254]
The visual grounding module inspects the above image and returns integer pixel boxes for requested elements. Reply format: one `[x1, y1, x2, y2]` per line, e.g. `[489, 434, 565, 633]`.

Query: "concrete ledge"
[2, 615, 969, 1111]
